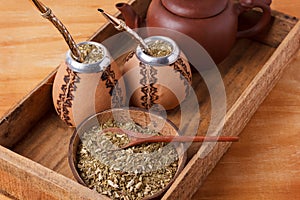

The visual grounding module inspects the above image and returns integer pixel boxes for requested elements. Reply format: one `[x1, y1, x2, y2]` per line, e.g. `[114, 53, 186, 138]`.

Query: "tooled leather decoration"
[125, 51, 135, 62]
[56, 67, 80, 126]
[139, 62, 159, 109]
[101, 65, 117, 96]
[101, 65, 124, 108]
[171, 57, 191, 97]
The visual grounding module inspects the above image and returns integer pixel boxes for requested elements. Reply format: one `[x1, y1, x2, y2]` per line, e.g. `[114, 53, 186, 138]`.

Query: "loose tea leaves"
[147, 40, 173, 57]
[76, 120, 179, 200]
[77, 43, 104, 64]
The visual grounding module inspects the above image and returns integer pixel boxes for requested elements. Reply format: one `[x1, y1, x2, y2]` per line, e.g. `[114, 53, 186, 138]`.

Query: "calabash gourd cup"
[121, 36, 192, 110]
[52, 41, 126, 127]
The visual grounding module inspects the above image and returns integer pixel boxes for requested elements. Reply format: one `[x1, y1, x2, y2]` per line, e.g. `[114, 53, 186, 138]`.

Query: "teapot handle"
[236, 0, 272, 38]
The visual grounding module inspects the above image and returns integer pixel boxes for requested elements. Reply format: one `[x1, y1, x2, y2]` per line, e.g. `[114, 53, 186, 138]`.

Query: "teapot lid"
[161, 0, 228, 19]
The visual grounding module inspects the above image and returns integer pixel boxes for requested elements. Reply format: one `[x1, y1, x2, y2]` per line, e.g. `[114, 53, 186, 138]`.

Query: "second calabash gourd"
[121, 36, 192, 110]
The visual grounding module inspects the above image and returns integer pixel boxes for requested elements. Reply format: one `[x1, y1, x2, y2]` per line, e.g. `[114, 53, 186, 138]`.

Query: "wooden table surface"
[0, 0, 299, 199]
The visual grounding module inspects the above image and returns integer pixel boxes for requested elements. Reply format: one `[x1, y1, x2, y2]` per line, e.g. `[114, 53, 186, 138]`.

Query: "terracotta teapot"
[116, 0, 272, 64]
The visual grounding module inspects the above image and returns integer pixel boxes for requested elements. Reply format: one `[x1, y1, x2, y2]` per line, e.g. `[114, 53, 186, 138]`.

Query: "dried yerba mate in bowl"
[68, 108, 186, 200]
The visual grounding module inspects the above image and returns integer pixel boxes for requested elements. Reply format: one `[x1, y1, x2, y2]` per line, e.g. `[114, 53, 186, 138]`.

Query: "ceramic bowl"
[68, 108, 187, 199]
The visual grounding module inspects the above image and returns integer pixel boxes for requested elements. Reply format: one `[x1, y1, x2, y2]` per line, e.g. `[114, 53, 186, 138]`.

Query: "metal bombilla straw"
[30, 0, 84, 62]
[98, 8, 151, 54]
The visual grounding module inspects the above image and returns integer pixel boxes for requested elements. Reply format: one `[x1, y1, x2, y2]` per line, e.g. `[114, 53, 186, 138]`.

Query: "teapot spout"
[116, 2, 142, 29]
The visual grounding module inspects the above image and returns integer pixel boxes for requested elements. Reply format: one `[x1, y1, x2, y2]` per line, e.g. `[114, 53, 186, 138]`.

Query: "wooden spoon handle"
[102, 128, 238, 141]
[100, 128, 239, 149]
[131, 135, 239, 144]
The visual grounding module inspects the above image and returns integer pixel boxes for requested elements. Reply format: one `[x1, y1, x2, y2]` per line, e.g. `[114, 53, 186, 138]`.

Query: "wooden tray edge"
[0, 145, 110, 200]
[0, 3, 299, 199]
[163, 20, 300, 200]
[0, 69, 56, 148]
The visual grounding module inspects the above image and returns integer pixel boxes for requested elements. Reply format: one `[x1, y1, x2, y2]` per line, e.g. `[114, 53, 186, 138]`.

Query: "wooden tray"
[0, 0, 299, 199]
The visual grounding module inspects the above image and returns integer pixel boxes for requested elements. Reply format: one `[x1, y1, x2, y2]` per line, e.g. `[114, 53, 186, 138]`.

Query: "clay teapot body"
[117, 0, 272, 64]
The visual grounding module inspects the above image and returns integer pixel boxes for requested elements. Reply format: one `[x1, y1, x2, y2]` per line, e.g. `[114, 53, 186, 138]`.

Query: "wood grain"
[0, 0, 121, 117]
[192, 1, 300, 199]
[0, 144, 110, 200]
[166, 16, 300, 200]
[192, 50, 300, 200]
[0, 0, 299, 200]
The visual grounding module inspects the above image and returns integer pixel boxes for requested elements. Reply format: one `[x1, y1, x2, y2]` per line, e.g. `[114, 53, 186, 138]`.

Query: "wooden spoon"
[99, 127, 239, 150]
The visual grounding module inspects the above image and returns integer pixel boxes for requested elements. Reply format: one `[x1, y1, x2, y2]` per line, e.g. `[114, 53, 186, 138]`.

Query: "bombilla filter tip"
[98, 8, 123, 29]
[97, 8, 150, 53]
